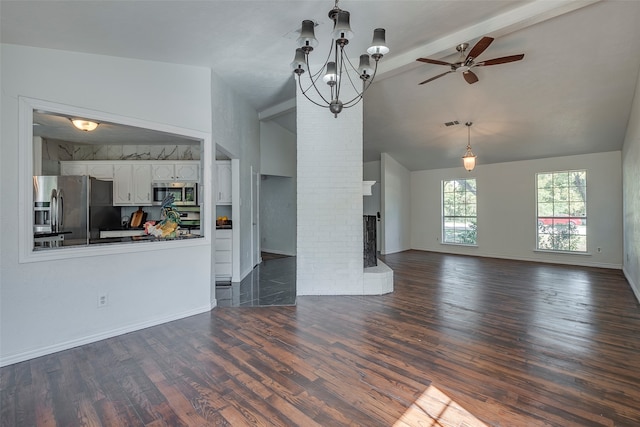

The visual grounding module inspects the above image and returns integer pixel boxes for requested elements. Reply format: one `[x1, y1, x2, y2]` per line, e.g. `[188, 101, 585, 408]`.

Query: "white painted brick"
[296, 79, 365, 295]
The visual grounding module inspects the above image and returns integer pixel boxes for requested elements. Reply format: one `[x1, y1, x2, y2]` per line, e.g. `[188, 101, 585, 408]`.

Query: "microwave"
[152, 182, 197, 206]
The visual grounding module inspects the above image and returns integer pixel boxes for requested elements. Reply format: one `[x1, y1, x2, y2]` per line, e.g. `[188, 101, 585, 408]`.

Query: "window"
[442, 179, 477, 245]
[536, 170, 586, 252]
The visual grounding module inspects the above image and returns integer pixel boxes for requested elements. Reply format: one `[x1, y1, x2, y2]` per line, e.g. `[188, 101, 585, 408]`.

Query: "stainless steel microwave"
[152, 182, 197, 206]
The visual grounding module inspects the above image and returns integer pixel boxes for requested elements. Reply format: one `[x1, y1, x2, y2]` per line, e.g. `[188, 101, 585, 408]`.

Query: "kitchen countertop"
[89, 233, 203, 245]
[100, 228, 146, 238]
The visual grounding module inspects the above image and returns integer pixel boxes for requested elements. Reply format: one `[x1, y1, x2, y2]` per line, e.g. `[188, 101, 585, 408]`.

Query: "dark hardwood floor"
[2, 250, 640, 426]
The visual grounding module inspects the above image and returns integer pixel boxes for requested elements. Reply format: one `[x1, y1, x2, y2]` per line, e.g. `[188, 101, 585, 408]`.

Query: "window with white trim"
[442, 178, 477, 245]
[536, 170, 587, 252]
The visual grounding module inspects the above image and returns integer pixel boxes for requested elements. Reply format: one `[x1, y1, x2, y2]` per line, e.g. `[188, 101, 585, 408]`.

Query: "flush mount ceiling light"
[462, 122, 477, 172]
[290, 0, 389, 117]
[70, 119, 99, 132]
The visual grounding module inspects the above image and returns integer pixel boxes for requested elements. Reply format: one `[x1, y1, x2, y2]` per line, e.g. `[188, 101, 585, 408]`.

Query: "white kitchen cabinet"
[60, 162, 87, 176]
[175, 162, 199, 181]
[151, 161, 199, 182]
[113, 163, 152, 205]
[216, 160, 232, 205]
[215, 229, 233, 280]
[151, 163, 174, 181]
[87, 163, 114, 180]
[113, 164, 133, 204]
[60, 161, 114, 180]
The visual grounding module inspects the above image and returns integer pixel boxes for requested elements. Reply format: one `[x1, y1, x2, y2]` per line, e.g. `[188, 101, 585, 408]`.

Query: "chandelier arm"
[297, 75, 330, 109]
[333, 44, 344, 102]
[303, 55, 333, 105]
[342, 51, 361, 74]
[308, 42, 335, 80]
[341, 60, 379, 107]
[340, 51, 361, 102]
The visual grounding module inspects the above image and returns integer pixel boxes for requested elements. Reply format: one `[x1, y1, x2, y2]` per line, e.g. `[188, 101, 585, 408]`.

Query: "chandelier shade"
[332, 11, 353, 42]
[358, 54, 373, 79]
[291, 48, 307, 73]
[368, 28, 390, 58]
[291, 0, 389, 117]
[298, 20, 318, 52]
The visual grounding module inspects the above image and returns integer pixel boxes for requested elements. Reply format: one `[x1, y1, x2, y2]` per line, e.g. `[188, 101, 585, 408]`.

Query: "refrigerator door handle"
[58, 188, 64, 229]
[51, 189, 57, 233]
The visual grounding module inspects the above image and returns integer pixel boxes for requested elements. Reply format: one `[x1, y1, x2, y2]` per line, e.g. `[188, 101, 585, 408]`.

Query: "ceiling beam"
[376, 0, 602, 81]
[259, 98, 296, 121]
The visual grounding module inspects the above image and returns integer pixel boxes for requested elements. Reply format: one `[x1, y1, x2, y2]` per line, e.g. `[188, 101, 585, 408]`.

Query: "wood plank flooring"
[2, 250, 640, 426]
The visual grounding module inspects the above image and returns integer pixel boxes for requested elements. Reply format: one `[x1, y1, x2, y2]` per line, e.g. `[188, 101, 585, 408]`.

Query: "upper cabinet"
[216, 160, 232, 205]
[60, 161, 113, 180]
[151, 161, 199, 182]
[60, 160, 199, 206]
[113, 163, 152, 206]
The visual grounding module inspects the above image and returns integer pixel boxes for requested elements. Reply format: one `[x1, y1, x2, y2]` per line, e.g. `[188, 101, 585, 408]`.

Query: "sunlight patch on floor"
[394, 385, 488, 427]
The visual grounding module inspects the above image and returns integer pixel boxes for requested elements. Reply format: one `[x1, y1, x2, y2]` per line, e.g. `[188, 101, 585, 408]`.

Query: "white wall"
[259, 121, 297, 256]
[211, 71, 260, 280]
[260, 175, 296, 256]
[381, 153, 411, 254]
[411, 151, 623, 268]
[0, 44, 213, 366]
[260, 121, 296, 177]
[622, 67, 640, 301]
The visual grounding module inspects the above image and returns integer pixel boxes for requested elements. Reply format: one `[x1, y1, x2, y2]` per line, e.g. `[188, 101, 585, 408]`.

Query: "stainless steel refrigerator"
[33, 176, 120, 248]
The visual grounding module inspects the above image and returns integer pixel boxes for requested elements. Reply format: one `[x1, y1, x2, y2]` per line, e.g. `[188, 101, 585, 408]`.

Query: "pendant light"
[462, 122, 476, 171]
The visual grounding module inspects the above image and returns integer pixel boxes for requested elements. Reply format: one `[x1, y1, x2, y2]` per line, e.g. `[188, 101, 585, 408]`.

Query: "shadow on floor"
[215, 253, 296, 307]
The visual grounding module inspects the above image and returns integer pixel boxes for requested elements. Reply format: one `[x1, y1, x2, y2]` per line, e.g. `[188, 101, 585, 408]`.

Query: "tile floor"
[215, 253, 296, 307]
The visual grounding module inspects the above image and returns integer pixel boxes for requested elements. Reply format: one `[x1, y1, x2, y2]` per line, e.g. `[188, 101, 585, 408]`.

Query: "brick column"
[296, 81, 364, 295]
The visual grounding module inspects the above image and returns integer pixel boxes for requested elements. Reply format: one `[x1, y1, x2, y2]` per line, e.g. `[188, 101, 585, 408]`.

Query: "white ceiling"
[3, 0, 640, 171]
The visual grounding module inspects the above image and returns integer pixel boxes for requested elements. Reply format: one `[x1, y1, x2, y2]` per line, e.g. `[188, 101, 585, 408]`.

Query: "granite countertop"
[89, 233, 203, 245]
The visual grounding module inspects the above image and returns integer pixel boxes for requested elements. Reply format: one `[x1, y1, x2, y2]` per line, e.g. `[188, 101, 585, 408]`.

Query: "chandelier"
[462, 122, 477, 171]
[290, 0, 389, 117]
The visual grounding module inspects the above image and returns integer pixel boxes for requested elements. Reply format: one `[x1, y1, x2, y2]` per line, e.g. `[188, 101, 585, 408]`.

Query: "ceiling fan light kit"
[291, 0, 389, 117]
[417, 36, 524, 85]
[462, 122, 477, 172]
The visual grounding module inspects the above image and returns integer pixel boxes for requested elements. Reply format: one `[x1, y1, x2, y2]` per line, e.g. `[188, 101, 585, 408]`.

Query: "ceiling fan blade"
[463, 70, 479, 84]
[419, 71, 454, 85]
[477, 54, 525, 66]
[466, 36, 494, 61]
[416, 58, 454, 67]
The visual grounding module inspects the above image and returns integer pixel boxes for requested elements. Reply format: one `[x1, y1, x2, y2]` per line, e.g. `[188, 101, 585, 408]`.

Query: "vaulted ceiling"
[3, 0, 640, 171]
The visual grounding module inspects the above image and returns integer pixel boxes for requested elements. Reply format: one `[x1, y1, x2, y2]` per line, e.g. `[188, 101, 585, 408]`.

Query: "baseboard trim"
[261, 248, 296, 257]
[412, 247, 622, 270]
[0, 304, 213, 367]
[622, 266, 640, 303]
[240, 266, 253, 282]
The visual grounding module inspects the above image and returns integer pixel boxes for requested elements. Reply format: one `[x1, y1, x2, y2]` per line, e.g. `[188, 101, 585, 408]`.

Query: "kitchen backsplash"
[42, 139, 200, 161]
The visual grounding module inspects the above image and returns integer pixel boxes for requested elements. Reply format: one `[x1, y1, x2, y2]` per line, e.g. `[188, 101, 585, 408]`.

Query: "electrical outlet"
[97, 293, 108, 308]
[597, 247, 601, 253]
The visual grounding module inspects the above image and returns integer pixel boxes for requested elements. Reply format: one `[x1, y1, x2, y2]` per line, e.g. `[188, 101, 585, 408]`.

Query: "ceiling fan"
[416, 36, 524, 85]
